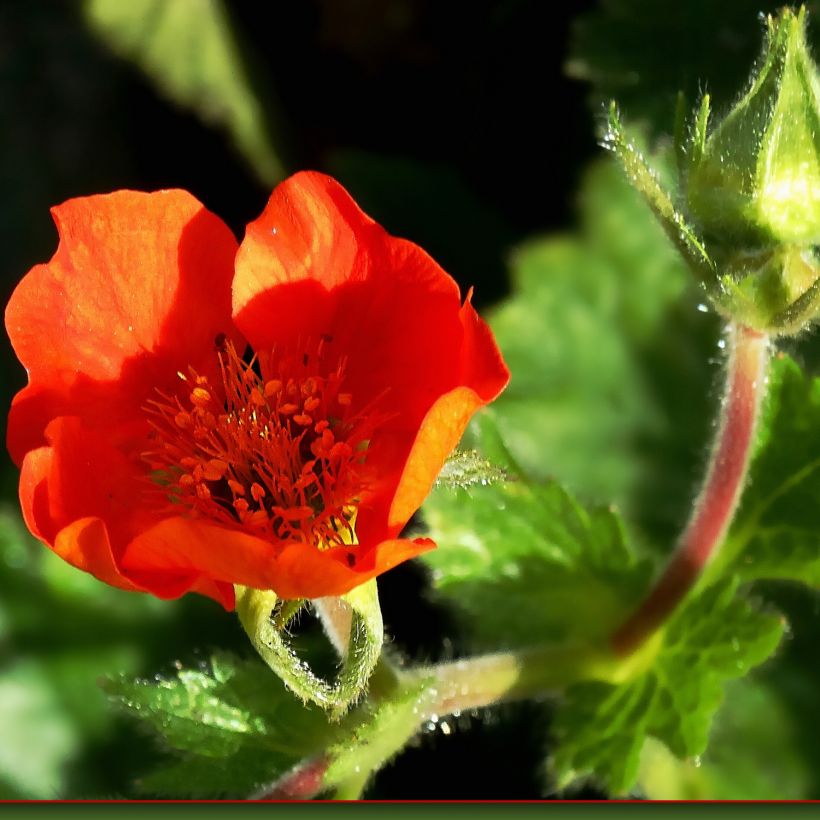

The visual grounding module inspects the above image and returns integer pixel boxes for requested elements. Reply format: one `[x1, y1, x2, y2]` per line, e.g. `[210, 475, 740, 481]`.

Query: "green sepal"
[604, 104, 715, 285]
[235, 580, 384, 719]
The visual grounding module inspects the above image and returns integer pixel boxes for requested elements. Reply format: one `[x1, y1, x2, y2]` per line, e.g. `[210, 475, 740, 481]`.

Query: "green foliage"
[483, 158, 716, 541]
[422, 446, 650, 649]
[567, 0, 816, 137]
[0, 508, 170, 797]
[638, 678, 810, 799]
[551, 579, 784, 795]
[82, 0, 285, 184]
[105, 652, 332, 798]
[0, 659, 81, 798]
[721, 354, 820, 584]
[106, 651, 434, 800]
[324, 678, 432, 796]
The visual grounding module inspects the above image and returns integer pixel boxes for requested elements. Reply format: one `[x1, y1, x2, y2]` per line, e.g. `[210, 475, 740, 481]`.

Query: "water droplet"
[696, 303, 709, 313]
[440, 721, 452, 736]
[717, 339, 727, 349]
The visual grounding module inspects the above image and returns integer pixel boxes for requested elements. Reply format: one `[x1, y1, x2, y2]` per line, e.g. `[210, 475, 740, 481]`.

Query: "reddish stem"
[252, 755, 329, 800]
[611, 324, 770, 656]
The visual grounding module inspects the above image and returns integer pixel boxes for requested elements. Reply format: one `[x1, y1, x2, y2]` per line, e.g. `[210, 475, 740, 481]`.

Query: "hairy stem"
[405, 636, 661, 720]
[611, 323, 770, 656]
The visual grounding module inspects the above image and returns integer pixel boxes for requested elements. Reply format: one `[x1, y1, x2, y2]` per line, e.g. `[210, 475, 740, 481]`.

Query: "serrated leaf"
[82, 0, 285, 184]
[638, 677, 810, 799]
[567, 0, 802, 137]
[105, 652, 333, 797]
[422, 437, 651, 650]
[435, 449, 509, 490]
[716, 355, 820, 585]
[484, 158, 715, 541]
[551, 578, 784, 795]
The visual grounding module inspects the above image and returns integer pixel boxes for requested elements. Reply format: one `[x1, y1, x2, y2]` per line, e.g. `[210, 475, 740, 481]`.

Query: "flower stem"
[404, 635, 662, 720]
[611, 323, 770, 656]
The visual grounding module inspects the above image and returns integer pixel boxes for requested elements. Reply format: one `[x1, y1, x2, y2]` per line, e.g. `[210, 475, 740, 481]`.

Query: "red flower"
[6, 172, 509, 609]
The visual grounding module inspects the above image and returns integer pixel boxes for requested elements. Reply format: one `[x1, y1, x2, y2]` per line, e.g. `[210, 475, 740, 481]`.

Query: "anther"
[190, 387, 212, 407]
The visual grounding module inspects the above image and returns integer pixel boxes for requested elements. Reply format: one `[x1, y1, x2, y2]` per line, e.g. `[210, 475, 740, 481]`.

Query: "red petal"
[51, 517, 142, 592]
[19, 415, 151, 547]
[233, 173, 509, 540]
[6, 189, 239, 464]
[387, 386, 485, 530]
[19, 420, 236, 607]
[120, 516, 435, 601]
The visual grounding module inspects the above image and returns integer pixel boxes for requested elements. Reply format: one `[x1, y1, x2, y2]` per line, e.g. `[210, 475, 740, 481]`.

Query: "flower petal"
[19, 427, 236, 607]
[120, 516, 434, 601]
[52, 517, 142, 592]
[387, 386, 485, 530]
[233, 172, 509, 543]
[6, 189, 238, 464]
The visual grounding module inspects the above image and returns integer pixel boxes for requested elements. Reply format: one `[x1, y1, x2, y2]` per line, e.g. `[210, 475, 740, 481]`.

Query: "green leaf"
[551, 578, 784, 795]
[421, 437, 651, 650]
[434, 449, 509, 490]
[105, 652, 333, 798]
[720, 355, 820, 585]
[637, 678, 810, 799]
[483, 157, 715, 540]
[567, 0, 797, 137]
[82, 0, 285, 184]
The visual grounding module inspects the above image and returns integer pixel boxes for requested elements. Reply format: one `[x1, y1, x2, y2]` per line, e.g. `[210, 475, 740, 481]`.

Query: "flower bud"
[687, 7, 820, 247]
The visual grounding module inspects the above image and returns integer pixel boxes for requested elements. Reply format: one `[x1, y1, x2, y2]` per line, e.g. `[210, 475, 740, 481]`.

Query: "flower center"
[144, 338, 373, 550]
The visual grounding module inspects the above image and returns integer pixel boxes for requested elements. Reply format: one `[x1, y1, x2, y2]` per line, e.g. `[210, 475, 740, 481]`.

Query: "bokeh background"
[3, 0, 820, 799]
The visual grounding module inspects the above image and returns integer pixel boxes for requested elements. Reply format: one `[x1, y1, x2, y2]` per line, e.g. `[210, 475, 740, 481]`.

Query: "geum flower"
[6, 172, 509, 609]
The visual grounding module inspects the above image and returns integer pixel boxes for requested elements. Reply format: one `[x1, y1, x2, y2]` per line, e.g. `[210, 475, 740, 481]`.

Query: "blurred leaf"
[484, 158, 716, 539]
[106, 651, 333, 798]
[0, 506, 186, 797]
[637, 677, 810, 799]
[435, 449, 509, 490]
[0, 659, 81, 798]
[719, 355, 820, 585]
[566, 0, 813, 137]
[82, 0, 285, 184]
[422, 423, 651, 650]
[551, 578, 783, 795]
